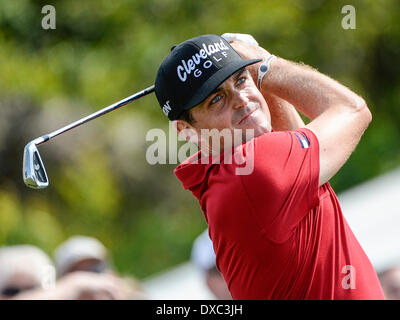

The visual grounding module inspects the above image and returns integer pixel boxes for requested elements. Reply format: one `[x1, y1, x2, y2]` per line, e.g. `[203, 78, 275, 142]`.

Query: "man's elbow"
[361, 101, 372, 127]
[353, 97, 372, 127]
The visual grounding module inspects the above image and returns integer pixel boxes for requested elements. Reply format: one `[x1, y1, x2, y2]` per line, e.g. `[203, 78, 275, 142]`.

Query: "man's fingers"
[221, 33, 259, 46]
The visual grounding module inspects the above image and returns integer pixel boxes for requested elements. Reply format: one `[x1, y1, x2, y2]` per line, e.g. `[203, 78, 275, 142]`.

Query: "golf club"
[23, 85, 155, 189]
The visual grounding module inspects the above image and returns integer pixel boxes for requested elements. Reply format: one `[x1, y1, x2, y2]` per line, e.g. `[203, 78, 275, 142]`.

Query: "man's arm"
[263, 92, 305, 131]
[230, 39, 371, 186]
[263, 58, 372, 186]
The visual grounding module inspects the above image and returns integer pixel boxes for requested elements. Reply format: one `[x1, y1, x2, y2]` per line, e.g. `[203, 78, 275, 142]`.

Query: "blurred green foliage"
[0, 0, 399, 278]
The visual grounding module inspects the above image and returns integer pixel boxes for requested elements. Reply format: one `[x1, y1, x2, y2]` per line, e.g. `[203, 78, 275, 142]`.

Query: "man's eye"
[237, 77, 246, 85]
[211, 94, 222, 104]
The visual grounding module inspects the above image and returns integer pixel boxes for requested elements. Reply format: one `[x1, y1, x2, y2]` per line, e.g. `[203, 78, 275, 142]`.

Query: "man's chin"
[255, 126, 272, 136]
[234, 116, 272, 138]
[247, 123, 272, 138]
[236, 127, 268, 146]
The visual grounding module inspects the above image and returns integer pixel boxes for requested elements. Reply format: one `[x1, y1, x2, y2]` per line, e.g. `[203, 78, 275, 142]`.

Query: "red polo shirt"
[174, 128, 384, 299]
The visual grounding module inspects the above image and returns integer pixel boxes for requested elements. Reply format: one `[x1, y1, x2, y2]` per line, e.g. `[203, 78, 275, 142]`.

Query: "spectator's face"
[176, 69, 271, 153]
[381, 268, 400, 300]
[64, 258, 109, 275]
[206, 271, 232, 300]
[0, 273, 40, 299]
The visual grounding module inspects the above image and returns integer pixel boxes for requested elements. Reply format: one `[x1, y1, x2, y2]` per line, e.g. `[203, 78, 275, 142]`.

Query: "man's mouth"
[238, 107, 258, 125]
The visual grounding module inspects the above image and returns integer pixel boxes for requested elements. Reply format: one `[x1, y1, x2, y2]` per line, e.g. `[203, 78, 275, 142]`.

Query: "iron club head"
[23, 138, 49, 189]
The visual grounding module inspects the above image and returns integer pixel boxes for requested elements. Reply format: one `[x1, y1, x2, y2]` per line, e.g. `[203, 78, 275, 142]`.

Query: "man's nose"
[231, 89, 249, 110]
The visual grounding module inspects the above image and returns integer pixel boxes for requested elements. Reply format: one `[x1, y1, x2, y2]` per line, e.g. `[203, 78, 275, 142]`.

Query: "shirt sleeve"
[240, 128, 320, 243]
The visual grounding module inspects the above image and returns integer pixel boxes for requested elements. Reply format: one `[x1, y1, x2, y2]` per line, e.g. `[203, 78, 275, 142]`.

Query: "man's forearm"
[261, 58, 366, 119]
[263, 92, 305, 131]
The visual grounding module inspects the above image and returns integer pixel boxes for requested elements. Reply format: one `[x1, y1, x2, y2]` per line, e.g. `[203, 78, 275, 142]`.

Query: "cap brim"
[181, 58, 262, 117]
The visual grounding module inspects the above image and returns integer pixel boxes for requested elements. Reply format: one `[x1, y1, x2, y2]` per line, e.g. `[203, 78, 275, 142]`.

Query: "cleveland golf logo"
[177, 40, 230, 82]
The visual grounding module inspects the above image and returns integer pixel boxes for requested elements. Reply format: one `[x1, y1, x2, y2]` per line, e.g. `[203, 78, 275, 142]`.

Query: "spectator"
[13, 271, 128, 300]
[191, 230, 232, 300]
[0, 245, 55, 299]
[379, 265, 400, 300]
[54, 235, 111, 277]
[53, 235, 146, 299]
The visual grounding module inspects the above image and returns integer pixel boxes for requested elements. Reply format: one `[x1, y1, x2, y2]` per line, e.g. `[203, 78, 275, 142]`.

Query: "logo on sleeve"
[295, 132, 310, 148]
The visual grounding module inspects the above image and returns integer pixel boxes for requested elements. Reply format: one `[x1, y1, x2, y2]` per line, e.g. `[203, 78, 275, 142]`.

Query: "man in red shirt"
[154, 34, 384, 299]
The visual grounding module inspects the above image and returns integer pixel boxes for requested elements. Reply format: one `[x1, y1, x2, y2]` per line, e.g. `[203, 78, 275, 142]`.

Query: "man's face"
[176, 68, 272, 154]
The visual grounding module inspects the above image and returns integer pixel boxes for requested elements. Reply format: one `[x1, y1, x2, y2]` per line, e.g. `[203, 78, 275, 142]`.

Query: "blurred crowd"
[0, 231, 231, 300]
[378, 266, 400, 300]
[1, 232, 398, 300]
[0, 236, 145, 300]
[191, 230, 232, 300]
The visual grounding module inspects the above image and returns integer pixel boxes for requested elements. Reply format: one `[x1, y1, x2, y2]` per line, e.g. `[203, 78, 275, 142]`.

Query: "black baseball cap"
[155, 34, 261, 121]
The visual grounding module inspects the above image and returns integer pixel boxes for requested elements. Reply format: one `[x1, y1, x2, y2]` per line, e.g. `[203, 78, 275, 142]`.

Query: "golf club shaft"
[35, 85, 155, 146]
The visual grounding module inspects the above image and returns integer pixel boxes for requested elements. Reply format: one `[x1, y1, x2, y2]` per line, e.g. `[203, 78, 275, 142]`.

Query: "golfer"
[154, 34, 384, 299]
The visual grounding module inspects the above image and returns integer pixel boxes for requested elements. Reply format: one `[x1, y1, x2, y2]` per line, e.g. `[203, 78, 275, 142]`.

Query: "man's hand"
[221, 33, 259, 46]
[222, 33, 272, 85]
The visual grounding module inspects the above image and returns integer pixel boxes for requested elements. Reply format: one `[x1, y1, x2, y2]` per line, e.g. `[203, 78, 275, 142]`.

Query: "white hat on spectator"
[191, 230, 216, 273]
[54, 236, 108, 276]
[0, 245, 55, 293]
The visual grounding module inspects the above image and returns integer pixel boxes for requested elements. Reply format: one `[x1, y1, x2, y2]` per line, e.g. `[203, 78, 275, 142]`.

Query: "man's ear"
[172, 120, 198, 143]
